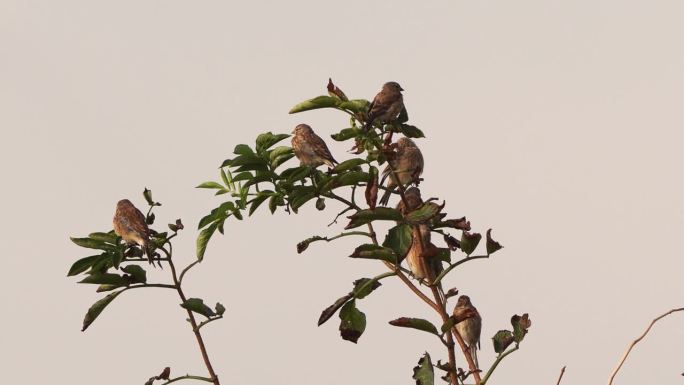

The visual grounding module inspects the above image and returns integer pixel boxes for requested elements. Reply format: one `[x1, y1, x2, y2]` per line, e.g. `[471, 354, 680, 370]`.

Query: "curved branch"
[480, 345, 519, 384]
[607, 307, 684, 385]
[160, 375, 213, 384]
[555, 366, 566, 385]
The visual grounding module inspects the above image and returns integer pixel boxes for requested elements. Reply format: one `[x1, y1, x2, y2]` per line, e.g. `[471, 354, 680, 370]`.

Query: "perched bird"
[366, 81, 405, 129]
[379, 137, 424, 205]
[453, 295, 482, 369]
[291, 124, 338, 168]
[404, 224, 440, 281]
[396, 187, 423, 215]
[113, 199, 154, 264]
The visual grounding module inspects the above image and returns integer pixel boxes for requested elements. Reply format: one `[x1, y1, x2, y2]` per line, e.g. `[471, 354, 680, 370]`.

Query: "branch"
[480, 345, 519, 384]
[197, 315, 224, 331]
[433, 255, 490, 285]
[160, 375, 213, 384]
[555, 366, 566, 385]
[607, 307, 684, 385]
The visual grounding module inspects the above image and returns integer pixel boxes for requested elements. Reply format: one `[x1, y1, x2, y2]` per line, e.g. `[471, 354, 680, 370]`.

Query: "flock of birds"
[110, 81, 482, 369]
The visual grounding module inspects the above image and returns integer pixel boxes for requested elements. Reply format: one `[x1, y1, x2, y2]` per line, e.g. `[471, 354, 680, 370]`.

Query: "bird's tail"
[379, 187, 394, 206]
[142, 239, 154, 265]
[469, 345, 479, 370]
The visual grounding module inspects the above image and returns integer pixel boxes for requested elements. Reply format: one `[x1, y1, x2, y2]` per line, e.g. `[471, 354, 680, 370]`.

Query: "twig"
[607, 307, 684, 385]
[480, 345, 519, 384]
[433, 255, 490, 285]
[168, 258, 221, 385]
[160, 375, 213, 384]
[555, 366, 566, 385]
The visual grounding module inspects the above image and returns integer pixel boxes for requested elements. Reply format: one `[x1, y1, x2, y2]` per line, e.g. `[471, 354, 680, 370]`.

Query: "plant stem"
[430, 286, 460, 385]
[160, 375, 214, 384]
[433, 255, 490, 285]
[480, 345, 519, 384]
[168, 259, 220, 385]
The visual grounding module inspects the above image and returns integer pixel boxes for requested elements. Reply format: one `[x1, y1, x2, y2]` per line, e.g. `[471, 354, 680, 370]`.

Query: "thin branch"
[197, 315, 224, 331]
[159, 375, 213, 384]
[480, 345, 519, 384]
[555, 366, 566, 385]
[169, 258, 221, 385]
[179, 260, 200, 284]
[433, 255, 490, 285]
[607, 307, 684, 385]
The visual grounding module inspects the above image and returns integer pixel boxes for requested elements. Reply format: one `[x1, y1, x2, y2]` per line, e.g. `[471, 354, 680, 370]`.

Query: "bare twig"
[607, 307, 684, 385]
[555, 366, 566, 385]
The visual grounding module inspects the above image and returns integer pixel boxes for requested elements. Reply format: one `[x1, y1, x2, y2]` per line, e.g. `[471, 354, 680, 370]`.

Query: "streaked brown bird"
[366, 81, 405, 129]
[113, 199, 153, 264]
[453, 295, 482, 369]
[379, 137, 424, 205]
[396, 189, 442, 282]
[291, 124, 338, 168]
[396, 187, 423, 215]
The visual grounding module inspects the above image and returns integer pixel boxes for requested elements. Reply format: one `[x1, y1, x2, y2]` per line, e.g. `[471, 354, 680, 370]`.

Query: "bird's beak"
[400, 86, 405, 91]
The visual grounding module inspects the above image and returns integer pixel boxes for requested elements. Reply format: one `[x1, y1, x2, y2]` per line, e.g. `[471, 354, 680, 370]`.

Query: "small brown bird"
[366, 81, 405, 129]
[113, 199, 153, 264]
[453, 295, 482, 369]
[396, 187, 423, 215]
[291, 124, 338, 168]
[380, 137, 424, 205]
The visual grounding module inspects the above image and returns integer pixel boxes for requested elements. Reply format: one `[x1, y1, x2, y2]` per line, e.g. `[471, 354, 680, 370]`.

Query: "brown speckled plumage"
[291, 124, 338, 168]
[453, 295, 482, 369]
[113, 199, 153, 263]
[367, 82, 405, 128]
[380, 137, 424, 205]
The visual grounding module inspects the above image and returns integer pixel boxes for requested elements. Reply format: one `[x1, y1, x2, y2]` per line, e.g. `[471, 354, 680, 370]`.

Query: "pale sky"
[1, 1, 683, 385]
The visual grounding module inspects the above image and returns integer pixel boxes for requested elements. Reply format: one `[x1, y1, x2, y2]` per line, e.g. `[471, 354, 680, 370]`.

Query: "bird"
[379, 137, 424, 205]
[113, 199, 154, 264]
[396, 187, 423, 215]
[291, 124, 338, 168]
[366, 81, 405, 129]
[453, 295, 482, 370]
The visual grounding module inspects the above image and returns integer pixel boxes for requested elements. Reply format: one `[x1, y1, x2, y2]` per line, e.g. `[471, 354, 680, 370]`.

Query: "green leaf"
[296, 235, 325, 254]
[460, 231, 482, 256]
[196, 181, 224, 189]
[486, 229, 503, 255]
[180, 298, 216, 318]
[405, 202, 442, 224]
[344, 207, 403, 229]
[215, 302, 226, 316]
[319, 171, 369, 193]
[197, 202, 233, 229]
[441, 316, 456, 333]
[352, 278, 382, 299]
[382, 224, 413, 262]
[289, 186, 317, 212]
[70, 237, 117, 252]
[492, 330, 515, 353]
[230, 153, 267, 168]
[398, 124, 425, 138]
[242, 173, 272, 190]
[315, 197, 326, 211]
[331, 158, 367, 173]
[348, 244, 396, 263]
[338, 99, 370, 114]
[289, 95, 339, 114]
[79, 273, 129, 286]
[389, 317, 439, 336]
[82, 291, 122, 331]
[67, 254, 107, 276]
[338, 300, 366, 343]
[143, 188, 155, 206]
[281, 166, 311, 183]
[412, 352, 434, 385]
[196, 221, 220, 261]
[256, 132, 290, 152]
[511, 313, 531, 343]
[88, 232, 118, 244]
[318, 293, 354, 326]
[248, 192, 273, 216]
[269, 146, 295, 168]
[331, 127, 363, 141]
[122, 265, 147, 284]
[233, 144, 254, 156]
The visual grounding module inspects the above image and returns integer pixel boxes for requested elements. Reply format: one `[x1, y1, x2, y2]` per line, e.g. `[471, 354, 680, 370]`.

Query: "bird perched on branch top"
[379, 137, 424, 205]
[453, 295, 482, 369]
[365, 81, 404, 129]
[113, 199, 154, 264]
[291, 124, 338, 168]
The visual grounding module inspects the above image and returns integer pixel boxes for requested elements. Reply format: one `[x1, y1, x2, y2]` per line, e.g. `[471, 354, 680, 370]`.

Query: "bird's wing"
[125, 205, 150, 237]
[309, 132, 338, 164]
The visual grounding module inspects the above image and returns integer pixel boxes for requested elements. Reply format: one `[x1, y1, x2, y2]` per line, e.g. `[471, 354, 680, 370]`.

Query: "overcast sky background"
[1, 1, 683, 384]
